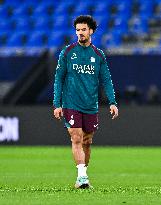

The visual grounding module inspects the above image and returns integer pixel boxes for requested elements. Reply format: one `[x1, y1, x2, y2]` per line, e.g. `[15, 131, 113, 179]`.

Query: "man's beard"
[78, 35, 89, 44]
[79, 38, 88, 44]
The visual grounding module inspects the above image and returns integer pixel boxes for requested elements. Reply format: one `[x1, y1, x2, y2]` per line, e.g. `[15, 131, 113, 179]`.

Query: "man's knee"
[83, 132, 93, 145]
[83, 137, 93, 145]
[68, 128, 83, 144]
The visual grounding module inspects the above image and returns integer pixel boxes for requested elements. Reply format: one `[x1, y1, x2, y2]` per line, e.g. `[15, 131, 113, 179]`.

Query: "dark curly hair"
[73, 15, 97, 33]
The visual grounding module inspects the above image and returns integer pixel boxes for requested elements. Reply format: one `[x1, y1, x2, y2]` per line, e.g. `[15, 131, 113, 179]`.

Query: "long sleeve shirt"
[53, 42, 117, 114]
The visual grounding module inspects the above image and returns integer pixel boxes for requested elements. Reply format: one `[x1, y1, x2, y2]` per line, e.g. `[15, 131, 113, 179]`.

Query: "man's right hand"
[53, 107, 63, 120]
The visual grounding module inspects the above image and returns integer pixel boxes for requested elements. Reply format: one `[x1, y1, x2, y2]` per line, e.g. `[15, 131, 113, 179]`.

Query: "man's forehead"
[76, 23, 89, 29]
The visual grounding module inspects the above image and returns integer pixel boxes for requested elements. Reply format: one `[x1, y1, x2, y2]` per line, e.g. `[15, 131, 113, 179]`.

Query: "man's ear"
[90, 29, 93, 35]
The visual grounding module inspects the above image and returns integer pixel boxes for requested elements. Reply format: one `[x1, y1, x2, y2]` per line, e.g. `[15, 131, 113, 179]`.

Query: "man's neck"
[78, 41, 91, 47]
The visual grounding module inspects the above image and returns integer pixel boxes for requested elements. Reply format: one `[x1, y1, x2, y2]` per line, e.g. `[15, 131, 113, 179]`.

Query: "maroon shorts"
[63, 108, 98, 133]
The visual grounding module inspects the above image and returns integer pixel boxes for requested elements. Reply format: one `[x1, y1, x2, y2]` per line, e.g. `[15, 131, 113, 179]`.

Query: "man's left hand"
[110, 105, 118, 119]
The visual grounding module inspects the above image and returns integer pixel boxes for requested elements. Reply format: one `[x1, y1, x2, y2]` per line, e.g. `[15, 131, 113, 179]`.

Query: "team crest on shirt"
[90, 57, 95, 62]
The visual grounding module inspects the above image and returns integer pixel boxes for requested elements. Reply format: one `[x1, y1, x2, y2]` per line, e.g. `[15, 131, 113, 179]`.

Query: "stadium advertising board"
[0, 106, 161, 145]
[0, 117, 19, 142]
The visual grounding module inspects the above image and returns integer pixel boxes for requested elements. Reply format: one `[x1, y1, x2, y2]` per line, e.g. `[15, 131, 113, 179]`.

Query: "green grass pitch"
[0, 146, 161, 205]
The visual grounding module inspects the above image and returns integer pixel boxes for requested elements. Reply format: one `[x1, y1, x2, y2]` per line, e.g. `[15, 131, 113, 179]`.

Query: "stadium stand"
[0, 0, 160, 55]
[0, 0, 160, 105]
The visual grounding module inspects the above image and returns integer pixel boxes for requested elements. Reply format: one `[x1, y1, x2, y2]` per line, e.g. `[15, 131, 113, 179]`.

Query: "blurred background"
[0, 0, 161, 146]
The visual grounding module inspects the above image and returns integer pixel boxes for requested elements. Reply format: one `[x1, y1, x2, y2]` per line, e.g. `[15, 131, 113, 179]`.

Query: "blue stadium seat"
[139, 0, 153, 3]
[94, 1, 111, 13]
[104, 39, 121, 48]
[92, 30, 105, 47]
[22, 2, 40, 16]
[112, 0, 132, 4]
[111, 5, 131, 20]
[112, 18, 128, 33]
[32, 17, 50, 31]
[69, 12, 91, 25]
[73, 2, 90, 14]
[0, 0, 159, 52]
[129, 18, 148, 34]
[139, 2, 153, 18]
[104, 32, 122, 47]
[94, 0, 112, 4]
[39, 0, 58, 4]
[67, 29, 77, 43]
[139, 13, 152, 20]
[6, 2, 38, 17]
[93, 12, 110, 21]
[91, 14, 109, 31]
[4, 0, 22, 4]
[72, 12, 91, 20]
[0, 19, 13, 32]
[155, 0, 161, 4]
[51, 15, 68, 29]
[26, 31, 47, 47]
[11, 17, 32, 31]
[54, 2, 69, 15]
[117, 1, 132, 10]
[32, 2, 55, 16]
[24, 0, 42, 2]
[6, 32, 26, 47]
[62, 0, 76, 7]
[0, 31, 10, 46]
[92, 39, 102, 48]
[0, 5, 9, 18]
[48, 31, 64, 47]
[111, 29, 125, 38]
[11, 4, 29, 18]
[119, 6, 131, 16]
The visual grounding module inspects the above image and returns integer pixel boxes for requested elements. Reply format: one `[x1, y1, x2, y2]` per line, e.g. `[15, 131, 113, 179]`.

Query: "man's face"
[76, 23, 93, 44]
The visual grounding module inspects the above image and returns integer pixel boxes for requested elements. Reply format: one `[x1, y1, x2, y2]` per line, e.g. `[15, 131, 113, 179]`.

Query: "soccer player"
[53, 15, 118, 188]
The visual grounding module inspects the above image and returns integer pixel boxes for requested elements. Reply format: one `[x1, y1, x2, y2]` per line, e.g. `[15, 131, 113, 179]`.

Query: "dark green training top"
[53, 42, 117, 114]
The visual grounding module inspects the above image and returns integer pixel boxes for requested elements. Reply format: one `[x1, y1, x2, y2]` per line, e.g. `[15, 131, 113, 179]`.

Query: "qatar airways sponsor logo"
[73, 64, 95, 74]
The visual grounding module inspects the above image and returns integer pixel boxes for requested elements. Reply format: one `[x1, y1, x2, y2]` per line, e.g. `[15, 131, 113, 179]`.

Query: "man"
[53, 15, 118, 189]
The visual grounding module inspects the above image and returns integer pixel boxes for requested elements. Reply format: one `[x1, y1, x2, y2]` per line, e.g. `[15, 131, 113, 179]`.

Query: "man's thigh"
[63, 108, 82, 129]
[82, 112, 98, 133]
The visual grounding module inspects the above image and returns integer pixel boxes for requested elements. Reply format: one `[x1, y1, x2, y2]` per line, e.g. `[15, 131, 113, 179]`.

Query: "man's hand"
[54, 107, 63, 120]
[110, 105, 118, 120]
